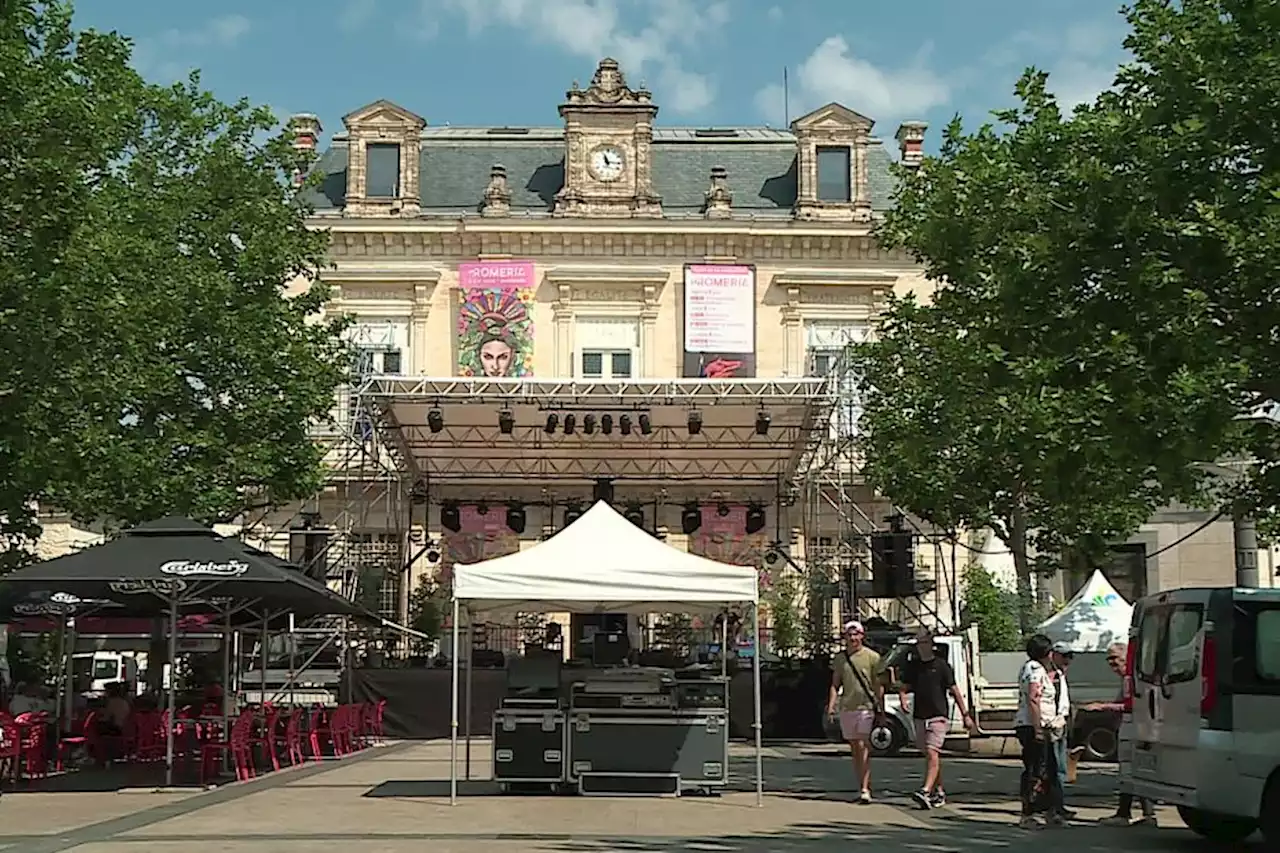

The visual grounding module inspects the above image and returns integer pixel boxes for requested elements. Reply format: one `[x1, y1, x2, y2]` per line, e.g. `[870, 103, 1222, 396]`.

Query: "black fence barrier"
[344, 660, 835, 741]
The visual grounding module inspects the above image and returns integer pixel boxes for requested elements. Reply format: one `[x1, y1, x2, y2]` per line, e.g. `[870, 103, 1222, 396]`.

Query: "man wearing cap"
[1049, 641, 1077, 819]
[826, 620, 884, 803]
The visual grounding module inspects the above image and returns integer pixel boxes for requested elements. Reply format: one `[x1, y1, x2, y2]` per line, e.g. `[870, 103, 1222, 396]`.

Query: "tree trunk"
[1008, 503, 1037, 637]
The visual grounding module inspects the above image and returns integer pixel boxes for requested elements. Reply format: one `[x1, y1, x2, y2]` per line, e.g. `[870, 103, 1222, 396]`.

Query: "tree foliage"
[0, 2, 349, 565]
[959, 562, 1021, 653]
[859, 69, 1242, 632]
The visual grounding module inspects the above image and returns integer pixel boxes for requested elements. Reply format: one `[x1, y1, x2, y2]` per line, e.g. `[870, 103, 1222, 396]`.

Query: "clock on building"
[589, 145, 625, 182]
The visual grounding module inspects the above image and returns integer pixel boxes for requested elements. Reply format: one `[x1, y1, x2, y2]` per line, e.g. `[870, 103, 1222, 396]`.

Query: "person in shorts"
[899, 631, 974, 808]
[826, 620, 884, 803]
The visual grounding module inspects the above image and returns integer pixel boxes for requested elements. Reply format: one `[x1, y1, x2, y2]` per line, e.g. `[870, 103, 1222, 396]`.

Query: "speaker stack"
[869, 531, 915, 598]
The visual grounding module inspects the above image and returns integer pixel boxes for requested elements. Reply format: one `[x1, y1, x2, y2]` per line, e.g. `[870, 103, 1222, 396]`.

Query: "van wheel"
[869, 718, 908, 758]
[1177, 806, 1258, 842]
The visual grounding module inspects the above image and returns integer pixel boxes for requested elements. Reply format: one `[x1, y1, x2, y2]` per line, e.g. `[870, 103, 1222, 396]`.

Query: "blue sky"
[72, 0, 1132, 150]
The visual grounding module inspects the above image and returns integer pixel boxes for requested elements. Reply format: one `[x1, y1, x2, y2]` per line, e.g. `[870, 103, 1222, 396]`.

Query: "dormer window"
[365, 143, 402, 198]
[341, 99, 425, 217]
[791, 103, 874, 222]
[816, 146, 851, 202]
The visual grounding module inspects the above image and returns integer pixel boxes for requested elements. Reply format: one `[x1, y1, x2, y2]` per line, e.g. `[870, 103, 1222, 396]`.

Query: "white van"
[1118, 586, 1280, 843]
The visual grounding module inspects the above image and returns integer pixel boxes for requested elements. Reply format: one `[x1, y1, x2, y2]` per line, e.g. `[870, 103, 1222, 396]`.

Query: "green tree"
[406, 577, 445, 652]
[763, 572, 802, 657]
[959, 562, 1020, 652]
[0, 2, 349, 567]
[1060, 0, 1279, 520]
[860, 71, 1238, 633]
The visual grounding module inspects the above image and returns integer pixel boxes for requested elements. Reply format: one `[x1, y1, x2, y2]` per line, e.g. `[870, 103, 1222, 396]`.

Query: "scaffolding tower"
[798, 338, 962, 641]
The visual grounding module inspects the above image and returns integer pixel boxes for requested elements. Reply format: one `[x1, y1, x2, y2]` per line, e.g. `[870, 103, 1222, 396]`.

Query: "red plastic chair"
[0, 717, 20, 785]
[282, 708, 306, 765]
[199, 710, 254, 784]
[14, 714, 49, 781]
[250, 705, 281, 772]
[332, 705, 354, 757]
[307, 706, 330, 761]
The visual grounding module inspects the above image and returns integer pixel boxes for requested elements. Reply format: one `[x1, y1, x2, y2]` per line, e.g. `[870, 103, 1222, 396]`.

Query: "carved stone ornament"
[704, 165, 733, 219]
[481, 164, 512, 217]
[563, 57, 653, 107]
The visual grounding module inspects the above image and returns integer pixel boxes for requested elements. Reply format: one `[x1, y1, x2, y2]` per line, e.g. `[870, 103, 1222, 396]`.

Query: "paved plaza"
[0, 740, 1260, 852]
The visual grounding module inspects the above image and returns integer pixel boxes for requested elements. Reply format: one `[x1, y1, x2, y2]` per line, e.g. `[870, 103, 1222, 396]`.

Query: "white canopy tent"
[448, 500, 764, 804]
[1037, 570, 1134, 652]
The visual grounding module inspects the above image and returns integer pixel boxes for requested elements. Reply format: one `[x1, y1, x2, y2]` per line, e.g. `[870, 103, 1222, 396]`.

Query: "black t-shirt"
[901, 656, 956, 720]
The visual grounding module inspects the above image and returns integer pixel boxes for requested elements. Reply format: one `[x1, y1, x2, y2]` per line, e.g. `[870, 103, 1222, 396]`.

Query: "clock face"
[589, 146, 625, 182]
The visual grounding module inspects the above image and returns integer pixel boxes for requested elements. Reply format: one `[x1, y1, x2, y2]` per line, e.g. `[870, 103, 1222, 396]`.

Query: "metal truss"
[359, 375, 831, 405]
[409, 450, 792, 481]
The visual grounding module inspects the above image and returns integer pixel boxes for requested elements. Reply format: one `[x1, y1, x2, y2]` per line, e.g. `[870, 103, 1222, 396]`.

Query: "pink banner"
[689, 505, 769, 588]
[438, 504, 520, 588]
[456, 260, 536, 378]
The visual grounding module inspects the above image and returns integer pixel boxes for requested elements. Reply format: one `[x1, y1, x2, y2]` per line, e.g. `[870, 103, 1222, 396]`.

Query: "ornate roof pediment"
[342, 99, 427, 132]
[791, 102, 874, 135]
[561, 58, 655, 113]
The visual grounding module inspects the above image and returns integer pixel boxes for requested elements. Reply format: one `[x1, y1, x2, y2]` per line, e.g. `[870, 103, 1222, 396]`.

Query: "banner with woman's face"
[456, 261, 535, 378]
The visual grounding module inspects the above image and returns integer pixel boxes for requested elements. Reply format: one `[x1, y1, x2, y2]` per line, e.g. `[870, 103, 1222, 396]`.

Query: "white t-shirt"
[1013, 660, 1058, 728]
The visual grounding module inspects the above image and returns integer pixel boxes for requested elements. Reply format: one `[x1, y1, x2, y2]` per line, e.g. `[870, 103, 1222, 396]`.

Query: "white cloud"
[159, 14, 252, 48]
[754, 36, 950, 130]
[432, 0, 727, 114]
[981, 19, 1127, 111]
[339, 0, 378, 32]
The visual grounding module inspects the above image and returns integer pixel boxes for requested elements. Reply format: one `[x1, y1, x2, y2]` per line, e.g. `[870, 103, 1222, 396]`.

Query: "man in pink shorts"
[899, 631, 974, 809]
[826, 620, 884, 803]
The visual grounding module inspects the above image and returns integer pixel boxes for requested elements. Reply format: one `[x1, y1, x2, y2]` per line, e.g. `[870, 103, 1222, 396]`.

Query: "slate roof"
[305, 126, 897, 218]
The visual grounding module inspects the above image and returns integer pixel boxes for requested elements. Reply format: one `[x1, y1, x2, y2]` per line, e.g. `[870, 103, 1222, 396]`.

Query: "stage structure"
[796, 339, 962, 637]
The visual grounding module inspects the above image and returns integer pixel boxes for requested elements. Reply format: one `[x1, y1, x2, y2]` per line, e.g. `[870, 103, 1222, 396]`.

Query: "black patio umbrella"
[0, 516, 377, 783]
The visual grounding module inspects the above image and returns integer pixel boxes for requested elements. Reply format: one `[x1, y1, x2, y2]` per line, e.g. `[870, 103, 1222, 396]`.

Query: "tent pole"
[222, 610, 232, 774]
[260, 615, 268, 704]
[449, 597, 460, 805]
[464, 607, 473, 781]
[752, 603, 764, 807]
[165, 598, 178, 788]
[53, 618, 66, 735]
[720, 614, 727, 679]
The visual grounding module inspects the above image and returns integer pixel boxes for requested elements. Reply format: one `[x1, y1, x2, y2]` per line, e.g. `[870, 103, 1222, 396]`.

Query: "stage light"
[563, 502, 585, 526]
[687, 410, 702, 435]
[638, 413, 652, 435]
[583, 414, 597, 435]
[427, 407, 444, 433]
[755, 410, 771, 436]
[601, 414, 614, 435]
[544, 413, 559, 433]
[505, 502, 526, 534]
[623, 503, 645, 528]
[592, 478, 615, 505]
[681, 502, 701, 535]
[498, 410, 515, 434]
[745, 503, 766, 534]
[717, 502, 730, 517]
[476, 501, 489, 516]
[619, 414, 632, 436]
[440, 501, 461, 533]
[564, 414, 576, 435]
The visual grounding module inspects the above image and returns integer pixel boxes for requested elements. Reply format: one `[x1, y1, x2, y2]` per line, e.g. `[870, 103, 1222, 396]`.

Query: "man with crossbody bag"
[825, 620, 885, 803]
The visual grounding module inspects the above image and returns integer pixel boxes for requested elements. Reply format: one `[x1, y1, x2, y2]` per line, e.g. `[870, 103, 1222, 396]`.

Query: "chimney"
[895, 121, 927, 168]
[288, 113, 322, 151]
[287, 113, 322, 187]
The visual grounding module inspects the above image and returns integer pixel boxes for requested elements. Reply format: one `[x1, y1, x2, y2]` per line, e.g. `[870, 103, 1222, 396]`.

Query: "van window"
[1231, 602, 1280, 694]
[1135, 605, 1166, 682]
[93, 659, 119, 681]
[1255, 609, 1280, 681]
[1164, 604, 1204, 684]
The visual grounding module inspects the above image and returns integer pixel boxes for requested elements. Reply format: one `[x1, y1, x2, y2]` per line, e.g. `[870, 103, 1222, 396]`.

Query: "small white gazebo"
[447, 500, 764, 804]
[1038, 570, 1134, 652]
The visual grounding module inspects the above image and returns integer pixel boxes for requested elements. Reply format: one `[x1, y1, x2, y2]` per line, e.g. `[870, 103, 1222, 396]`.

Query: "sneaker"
[1099, 815, 1134, 827]
[1045, 813, 1067, 828]
[1057, 807, 1077, 819]
[911, 789, 933, 809]
[929, 789, 946, 808]
[1133, 815, 1157, 827]
[857, 789, 872, 804]
[1018, 815, 1043, 830]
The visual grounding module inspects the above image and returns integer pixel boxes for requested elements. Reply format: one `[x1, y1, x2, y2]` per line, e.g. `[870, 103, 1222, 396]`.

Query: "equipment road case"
[492, 709, 566, 791]
[567, 711, 729, 794]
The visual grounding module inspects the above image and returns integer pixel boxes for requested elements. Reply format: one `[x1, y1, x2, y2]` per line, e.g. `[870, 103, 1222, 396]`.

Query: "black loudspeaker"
[288, 529, 332, 580]
[869, 532, 914, 597]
